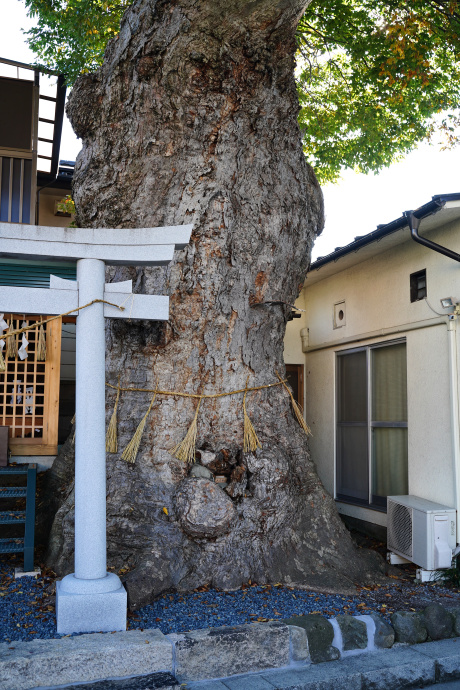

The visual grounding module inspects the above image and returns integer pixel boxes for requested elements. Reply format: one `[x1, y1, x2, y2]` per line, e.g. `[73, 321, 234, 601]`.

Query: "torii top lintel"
[0, 222, 193, 266]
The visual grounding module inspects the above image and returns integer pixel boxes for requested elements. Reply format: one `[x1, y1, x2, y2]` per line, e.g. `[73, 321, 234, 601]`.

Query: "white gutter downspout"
[447, 313, 460, 543]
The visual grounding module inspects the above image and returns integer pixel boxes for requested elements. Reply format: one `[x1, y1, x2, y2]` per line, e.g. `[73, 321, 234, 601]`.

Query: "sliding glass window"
[336, 341, 408, 510]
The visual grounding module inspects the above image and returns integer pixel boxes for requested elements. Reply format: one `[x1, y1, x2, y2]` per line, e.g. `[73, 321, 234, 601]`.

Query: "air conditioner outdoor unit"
[387, 495, 456, 571]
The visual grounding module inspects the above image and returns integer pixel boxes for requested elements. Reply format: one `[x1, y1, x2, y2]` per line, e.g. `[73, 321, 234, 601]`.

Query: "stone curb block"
[3, 601, 460, 689]
[169, 622, 290, 682]
[256, 646, 437, 690]
[190, 645, 458, 690]
[415, 638, 460, 683]
[0, 630, 172, 690]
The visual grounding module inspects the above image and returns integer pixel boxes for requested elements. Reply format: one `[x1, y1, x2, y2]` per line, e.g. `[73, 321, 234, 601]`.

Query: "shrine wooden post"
[0, 222, 192, 633]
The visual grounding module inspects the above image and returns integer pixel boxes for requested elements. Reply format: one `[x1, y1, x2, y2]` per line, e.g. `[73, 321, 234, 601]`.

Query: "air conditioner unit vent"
[388, 501, 412, 557]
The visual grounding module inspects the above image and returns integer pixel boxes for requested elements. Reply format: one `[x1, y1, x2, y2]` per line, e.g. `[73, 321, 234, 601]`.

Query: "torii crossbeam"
[0, 222, 192, 634]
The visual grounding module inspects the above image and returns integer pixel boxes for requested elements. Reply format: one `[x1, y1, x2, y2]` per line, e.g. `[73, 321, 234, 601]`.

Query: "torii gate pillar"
[0, 222, 192, 634]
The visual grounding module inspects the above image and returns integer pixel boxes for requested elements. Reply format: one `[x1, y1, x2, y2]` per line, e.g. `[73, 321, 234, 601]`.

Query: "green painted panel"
[0, 262, 77, 288]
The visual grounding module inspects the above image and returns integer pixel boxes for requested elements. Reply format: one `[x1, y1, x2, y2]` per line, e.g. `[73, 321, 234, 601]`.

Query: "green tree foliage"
[24, 0, 460, 182]
[297, 0, 460, 182]
[24, 0, 129, 84]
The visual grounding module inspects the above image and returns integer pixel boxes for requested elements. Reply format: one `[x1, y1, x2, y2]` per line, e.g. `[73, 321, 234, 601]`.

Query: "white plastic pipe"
[447, 316, 460, 543]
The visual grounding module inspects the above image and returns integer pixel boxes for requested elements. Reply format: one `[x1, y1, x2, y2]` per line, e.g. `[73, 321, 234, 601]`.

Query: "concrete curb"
[187, 640, 460, 690]
[1, 604, 460, 690]
[0, 629, 172, 690]
[1, 623, 292, 690]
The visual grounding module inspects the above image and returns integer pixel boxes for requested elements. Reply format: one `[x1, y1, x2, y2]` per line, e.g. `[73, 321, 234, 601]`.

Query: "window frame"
[410, 269, 427, 303]
[336, 339, 408, 511]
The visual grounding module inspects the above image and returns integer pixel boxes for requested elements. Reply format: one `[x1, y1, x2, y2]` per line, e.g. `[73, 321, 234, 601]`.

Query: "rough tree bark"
[45, 0, 384, 608]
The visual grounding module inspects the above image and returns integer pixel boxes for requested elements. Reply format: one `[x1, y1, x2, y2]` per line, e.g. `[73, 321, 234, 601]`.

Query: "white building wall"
[283, 292, 307, 364]
[406, 325, 453, 507]
[285, 216, 460, 527]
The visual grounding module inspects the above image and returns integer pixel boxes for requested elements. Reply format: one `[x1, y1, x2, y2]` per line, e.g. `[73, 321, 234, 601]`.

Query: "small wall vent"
[333, 300, 346, 329]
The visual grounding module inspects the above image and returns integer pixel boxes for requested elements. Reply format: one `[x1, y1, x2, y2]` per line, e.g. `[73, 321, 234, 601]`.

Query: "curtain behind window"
[372, 427, 408, 497]
[372, 343, 408, 499]
[372, 343, 407, 423]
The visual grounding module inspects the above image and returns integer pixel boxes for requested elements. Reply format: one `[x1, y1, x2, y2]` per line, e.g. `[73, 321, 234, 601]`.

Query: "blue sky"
[2, 0, 459, 259]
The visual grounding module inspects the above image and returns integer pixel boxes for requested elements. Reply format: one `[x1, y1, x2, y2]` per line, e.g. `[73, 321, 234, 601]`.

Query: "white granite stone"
[0, 285, 78, 316]
[0, 286, 169, 320]
[0, 629, 172, 690]
[56, 580, 128, 634]
[0, 222, 192, 265]
[170, 622, 290, 682]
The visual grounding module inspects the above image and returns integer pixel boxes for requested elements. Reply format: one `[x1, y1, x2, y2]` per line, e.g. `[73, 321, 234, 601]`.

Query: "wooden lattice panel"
[0, 314, 61, 455]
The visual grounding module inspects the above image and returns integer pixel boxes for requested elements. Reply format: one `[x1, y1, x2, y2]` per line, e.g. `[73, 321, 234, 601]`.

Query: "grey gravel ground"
[4, 549, 460, 643]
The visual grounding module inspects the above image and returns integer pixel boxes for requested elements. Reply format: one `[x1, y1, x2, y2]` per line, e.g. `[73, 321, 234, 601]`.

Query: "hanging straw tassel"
[0, 347, 5, 372]
[106, 380, 121, 453]
[121, 386, 158, 464]
[243, 376, 261, 453]
[6, 322, 16, 359]
[276, 371, 312, 436]
[171, 396, 203, 464]
[36, 322, 46, 361]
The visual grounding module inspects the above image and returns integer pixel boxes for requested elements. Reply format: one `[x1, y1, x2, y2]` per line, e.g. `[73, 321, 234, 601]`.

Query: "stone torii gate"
[0, 222, 192, 634]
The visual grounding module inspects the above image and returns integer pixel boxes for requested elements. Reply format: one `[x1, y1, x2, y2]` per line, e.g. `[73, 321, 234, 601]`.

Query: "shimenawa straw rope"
[105, 379, 287, 399]
[243, 376, 261, 453]
[121, 383, 159, 464]
[103, 374, 310, 463]
[276, 371, 311, 436]
[6, 321, 17, 359]
[105, 377, 121, 453]
[171, 395, 203, 464]
[36, 322, 46, 361]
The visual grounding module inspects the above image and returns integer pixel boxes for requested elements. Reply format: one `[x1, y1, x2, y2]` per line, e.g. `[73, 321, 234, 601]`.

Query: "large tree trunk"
[47, 0, 384, 608]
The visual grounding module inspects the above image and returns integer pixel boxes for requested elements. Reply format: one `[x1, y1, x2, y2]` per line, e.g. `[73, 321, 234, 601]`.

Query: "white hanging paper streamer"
[0, 313, 7, 352]
[10, 383, 23, 405]
[18, 333, 29, 361]
[25, 386, 34, 414]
